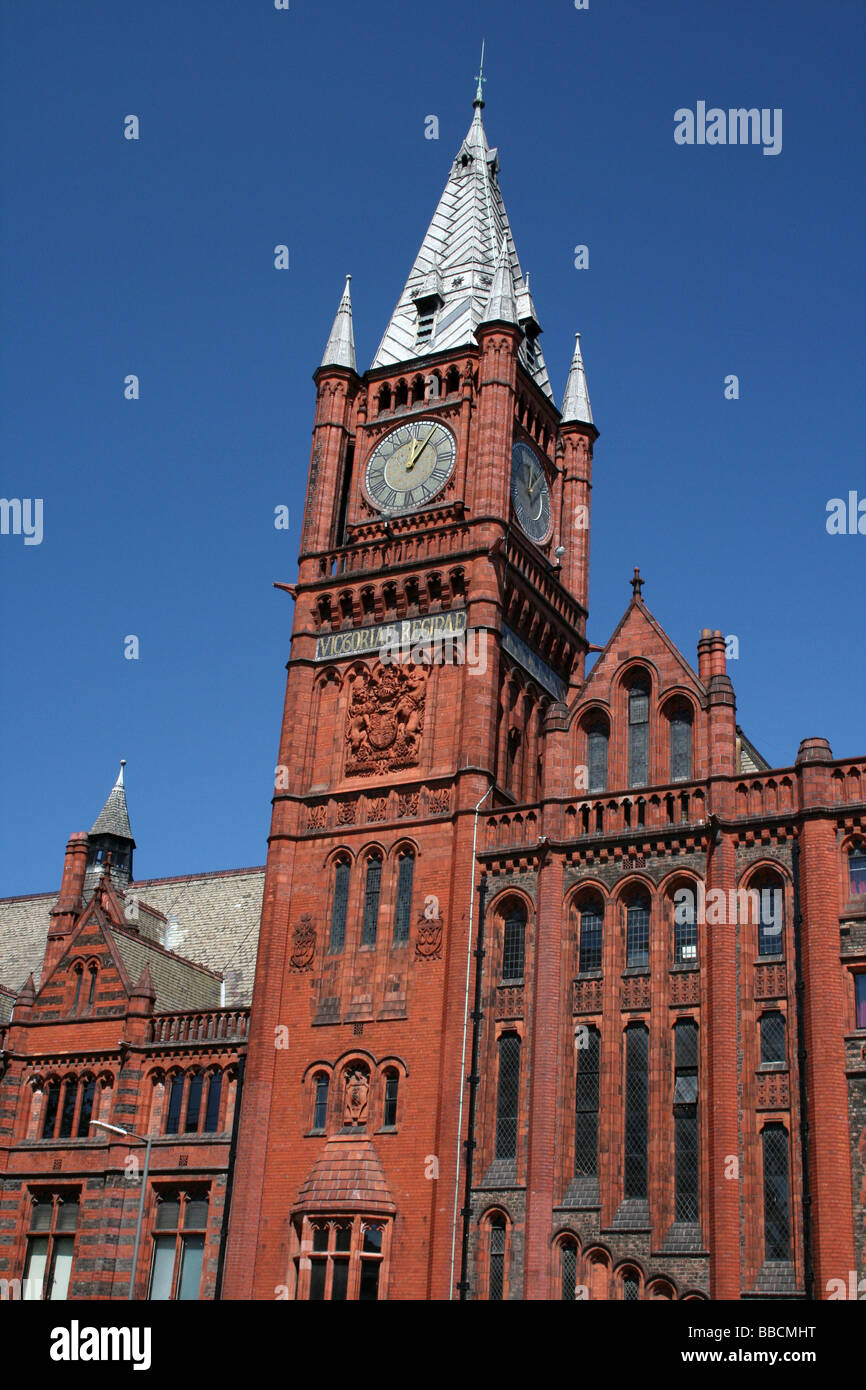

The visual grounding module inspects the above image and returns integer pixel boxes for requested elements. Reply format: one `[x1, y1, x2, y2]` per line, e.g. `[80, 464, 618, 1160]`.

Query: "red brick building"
[220, 93, 866, 1301]
[2, 92, 864, 1304]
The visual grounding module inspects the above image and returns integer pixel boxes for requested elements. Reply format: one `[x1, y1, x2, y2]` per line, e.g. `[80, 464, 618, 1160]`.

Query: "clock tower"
[223, 82, 597, 1301]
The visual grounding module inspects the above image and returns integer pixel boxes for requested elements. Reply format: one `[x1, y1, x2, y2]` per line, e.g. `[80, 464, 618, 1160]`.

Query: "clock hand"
[406, 423, 437, 471]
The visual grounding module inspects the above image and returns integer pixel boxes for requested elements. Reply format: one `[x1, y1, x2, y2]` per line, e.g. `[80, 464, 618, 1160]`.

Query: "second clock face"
[365, 420, 456, 515]
[511, 441, 551, 542]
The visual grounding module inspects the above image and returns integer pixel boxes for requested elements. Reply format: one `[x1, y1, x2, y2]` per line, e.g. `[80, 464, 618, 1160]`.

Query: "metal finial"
[473, 40, 487, 107]
[631, 566, 644, 598]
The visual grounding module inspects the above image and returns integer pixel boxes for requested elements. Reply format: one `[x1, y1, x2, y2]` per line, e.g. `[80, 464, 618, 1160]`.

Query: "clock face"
[511, 441, 551, 542]
[364, 420, 456, 515]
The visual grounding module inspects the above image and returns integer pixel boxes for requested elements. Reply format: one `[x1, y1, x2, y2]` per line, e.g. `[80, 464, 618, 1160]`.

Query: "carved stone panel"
[756, 1071, 790, 1109]
[573, 978, 603, 1014]
[755, 963, 787, 999]
[289, 914, 316, 972]
[345, 661, 430, 776]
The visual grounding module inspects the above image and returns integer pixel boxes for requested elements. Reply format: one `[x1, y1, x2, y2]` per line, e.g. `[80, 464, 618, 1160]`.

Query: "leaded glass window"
[495, 1034, 521, 1160]
[393, 852, 414, 943]
[587, 723, 608, 793]
[361, 855, 381, 946]
[669, 707, 692, 782]
[628, 681, 650, 787]
[626, 896, 650, 969]
[673, 889, 698, 963]
[760, 1012, 786, 1065]
[502, 905, 526, 981]
[329, 859, 350, 954]
[757, 879, 784, 957]
[579, 903, 603, 972]
[383, 1072, 398, 1128]
[673, 1020, 699, 1222]
[762, 1125, 791, 1260]
[560, 1241, 578, 1301]
[489, 1218, 506, 1300]
[624, 1024, 648, 1199]
[575, 1027, 600, 1177]
[849, 848, 866, 898]
[622, 1270, 640, 1301]
[203, 1073, 222, 1133]
[313, 1075, 329, 1131]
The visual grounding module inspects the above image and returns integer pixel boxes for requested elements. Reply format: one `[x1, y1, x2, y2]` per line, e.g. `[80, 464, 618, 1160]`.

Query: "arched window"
[624, 1024, 649, 1199]
[673, 1021, 699, 1222]
[488, 1216, 506, 1300]
[184, 1073, 204, 1132]
[626, 891, 651, 969]
[313, 1074, 329, 1132]
[762, 1124, 791, 1261]
[627, 678, 650, 787]
[445, 366, 460, 396]
[668, 703, 693, 783]
[587, 721, 608, 794]
[86, 966, 97, 1011]
[77, 1078, 97, 1138]
[621, 1269, 641, 1301]
[673, 886, 698, 964]
[57, 1079, 78, 1139]
[203, 1072, 222, 1133]
[759, 1011, 786, 1065]
[165, 1074, 184, 1135]
[578, 899, 603, 972]
[377, 384, 391, 414]
[329, 858, 350, 954]
[393, 851, 414, 944]
[849, 846, 866, 898]
[495, 1034, 521, 1160]
[382, 1071, 399, 1128]
[395, 379, 408, 408]
[755, 874, 784, 957]
[41, 1081, 60, 1139]
[559, 1238, 578, 1301]
[575, 1026, 600, 1178]
[361, 854, 382, 946]
[72, 967, 83, 1014]
[502, 903, 526, 981]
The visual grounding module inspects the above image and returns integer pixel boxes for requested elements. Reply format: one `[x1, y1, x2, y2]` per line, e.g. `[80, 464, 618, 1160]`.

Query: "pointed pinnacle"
[560, 331, 593, 425]
[320, 273, 356, 372]
[479, 238, 518, 327]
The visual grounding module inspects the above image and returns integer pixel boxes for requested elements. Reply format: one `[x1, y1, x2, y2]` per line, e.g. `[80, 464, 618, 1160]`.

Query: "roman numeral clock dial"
[364, 420, 457, 516]
[510, 441, 551, 543]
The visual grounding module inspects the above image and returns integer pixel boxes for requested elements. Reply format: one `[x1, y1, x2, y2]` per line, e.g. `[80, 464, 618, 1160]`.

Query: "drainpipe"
[791, 834, 814, 1299]
[449, 781, 493, 1299]
[458, 872, 488, 1300]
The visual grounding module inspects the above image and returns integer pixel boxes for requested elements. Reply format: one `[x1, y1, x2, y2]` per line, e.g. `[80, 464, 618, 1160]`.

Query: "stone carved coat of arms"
[345, 661, 430, 775]
[289, 913, 316, 972]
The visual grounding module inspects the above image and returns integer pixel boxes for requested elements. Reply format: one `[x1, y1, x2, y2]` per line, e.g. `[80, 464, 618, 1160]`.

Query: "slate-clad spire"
[320, 274, 356, 372]
[479, 239, 519, 327]
[560, 332, 593, 426]
[85, 762, 135, 895]
[371, 96, 552, 399]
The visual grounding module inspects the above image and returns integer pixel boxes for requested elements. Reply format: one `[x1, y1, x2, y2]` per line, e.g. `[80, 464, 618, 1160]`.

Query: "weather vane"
[474, 40, 487, 107]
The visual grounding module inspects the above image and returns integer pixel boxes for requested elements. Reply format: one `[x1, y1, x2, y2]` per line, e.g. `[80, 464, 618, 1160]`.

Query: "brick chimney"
[43, 833, 89, 978]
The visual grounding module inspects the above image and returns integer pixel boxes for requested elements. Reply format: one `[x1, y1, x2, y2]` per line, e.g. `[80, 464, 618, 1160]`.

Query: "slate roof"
[0, 866, 264, 1007]
[108, 926, 222, 1013]
[0, 983, 15, 1026]
[371, 104, 553, 400]
[90, 763, 134, 842]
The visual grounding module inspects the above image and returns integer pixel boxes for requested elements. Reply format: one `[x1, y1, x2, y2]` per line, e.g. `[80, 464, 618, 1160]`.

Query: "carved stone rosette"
[345, 661, 430, 776]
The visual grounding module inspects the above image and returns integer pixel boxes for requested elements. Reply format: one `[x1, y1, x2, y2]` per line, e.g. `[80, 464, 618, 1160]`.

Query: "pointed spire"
[90, 762, 133, 841]
[473, 40, 487, 108]
[320, 274, 356, 372]
[479, 239, 519, 327]
[132, 964, 156, 1001]
[560, 332, 593, 425]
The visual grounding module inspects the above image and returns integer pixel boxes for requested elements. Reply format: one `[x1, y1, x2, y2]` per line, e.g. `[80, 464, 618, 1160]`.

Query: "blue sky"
[1, 0, 863, 894]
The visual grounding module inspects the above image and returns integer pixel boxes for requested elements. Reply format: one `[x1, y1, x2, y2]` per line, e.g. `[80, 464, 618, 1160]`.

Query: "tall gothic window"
[626, 892, 651, 969]
[627, 678, 650, 787]
[165, 1074, 184, 1135]
[502, 904, 526, 981]
[624, 1024, 649, 1200]
[849, 847, 866, 898]
[382, 1071, 399, 1128]
[560, 1239, 578, 1301]
[494, 1034, 521, 1161]
[575, 1026, 600, 1178]
[361, 855, 382, 946]
[756, 874, 784, 957]
[673, 1021, 699, 1222]
[578, 899, 603, 972]
[587, 722, 608, 794]
[673, 888, 698, 964]
[203, 1073, 222, 1133]
[669, 704, 693, 783]
[488, 1216, 506, 1301]
[762, 1125, 791, 1261]
[313, 1074, 329, 1132]
[393, 851, 414, 944]
[329, 858, 350, 954]
[22, 1192, 79, 1300]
